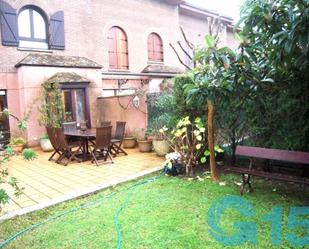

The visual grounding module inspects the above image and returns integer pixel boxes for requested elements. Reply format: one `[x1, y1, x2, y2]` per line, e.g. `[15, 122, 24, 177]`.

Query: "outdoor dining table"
[64, 129, 96, 161]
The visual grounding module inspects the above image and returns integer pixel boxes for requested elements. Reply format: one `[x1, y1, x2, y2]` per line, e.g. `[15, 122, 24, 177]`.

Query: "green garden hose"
[0, 173, 163, 249]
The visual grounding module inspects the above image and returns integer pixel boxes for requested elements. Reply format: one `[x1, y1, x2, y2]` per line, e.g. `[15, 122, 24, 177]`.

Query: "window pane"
[75, 90, 86, 123]
[148, 33, 163, 62]
[19, 40, 48, 49]
[62, 90, 73, 122]
[33, 10, 46, 39]
[18, 9, 31, 38]
[109, 27, 128, 69]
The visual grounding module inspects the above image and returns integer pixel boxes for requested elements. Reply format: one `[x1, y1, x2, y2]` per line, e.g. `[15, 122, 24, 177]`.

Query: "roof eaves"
[179, 2, 233, 24]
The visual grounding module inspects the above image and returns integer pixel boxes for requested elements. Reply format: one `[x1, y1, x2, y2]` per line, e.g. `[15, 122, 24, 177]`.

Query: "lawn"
[0, 172, 308, 249]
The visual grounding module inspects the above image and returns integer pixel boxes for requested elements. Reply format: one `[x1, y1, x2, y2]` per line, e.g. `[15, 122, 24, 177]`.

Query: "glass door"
[0, 91, 10, 148]
[61, 88, 88, 125]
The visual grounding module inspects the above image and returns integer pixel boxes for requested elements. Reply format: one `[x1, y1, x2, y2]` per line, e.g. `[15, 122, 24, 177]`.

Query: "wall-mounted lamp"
[133, 95, 140, 108]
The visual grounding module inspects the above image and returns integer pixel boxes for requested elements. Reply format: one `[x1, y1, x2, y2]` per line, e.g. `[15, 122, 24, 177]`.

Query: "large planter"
[40, 138, 53, 152]
[123, 137, 136, 148]
[137, 140, 152, 152]
[10, 145, 24, 154]
[153, 139, 170, 156]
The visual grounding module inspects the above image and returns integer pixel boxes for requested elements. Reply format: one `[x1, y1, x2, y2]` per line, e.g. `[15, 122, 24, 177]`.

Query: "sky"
[186, 0, 244, 23]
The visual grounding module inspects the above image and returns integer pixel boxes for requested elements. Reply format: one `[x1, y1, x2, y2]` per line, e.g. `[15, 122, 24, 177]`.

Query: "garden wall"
[97, 95, 148, 136]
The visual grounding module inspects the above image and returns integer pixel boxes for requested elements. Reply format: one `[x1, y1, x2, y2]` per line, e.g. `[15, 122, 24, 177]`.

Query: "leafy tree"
[184, 33, 264, 177]
[237, 0, 309, 151]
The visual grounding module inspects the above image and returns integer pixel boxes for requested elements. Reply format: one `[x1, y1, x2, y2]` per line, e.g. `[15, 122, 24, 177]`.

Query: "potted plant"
[39, 133, 53, 152]
[123, 134, 136, 148]
[151, 127, 170, 156]
[122, 130, 136, 148]
[9, 137, 27, 153]
[135, 129, 152, 152]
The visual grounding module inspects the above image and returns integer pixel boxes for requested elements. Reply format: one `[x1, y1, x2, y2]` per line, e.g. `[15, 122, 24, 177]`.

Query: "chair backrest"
[54, 128, 69, 150]
[46, 127, 58, 150]
[95, 126, 112, 149]
[114, 121, 126, 140]
[101, 121, 112, 127]
[62, 122, 77, 132]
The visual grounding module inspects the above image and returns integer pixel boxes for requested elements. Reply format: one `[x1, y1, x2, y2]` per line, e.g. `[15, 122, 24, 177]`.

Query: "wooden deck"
[0, 148, 164, 220]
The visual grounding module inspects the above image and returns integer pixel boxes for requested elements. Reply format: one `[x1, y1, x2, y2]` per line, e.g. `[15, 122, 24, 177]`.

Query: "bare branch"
[177, 41, 193, 61]
[169, 43, 192, 70]
[180, 26, 194, 50]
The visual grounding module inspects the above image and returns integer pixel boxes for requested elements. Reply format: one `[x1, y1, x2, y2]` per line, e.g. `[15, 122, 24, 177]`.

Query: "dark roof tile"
[142, 64, 184, 74]
[45, 72, 90, 84]
[15, 54, 102, 69]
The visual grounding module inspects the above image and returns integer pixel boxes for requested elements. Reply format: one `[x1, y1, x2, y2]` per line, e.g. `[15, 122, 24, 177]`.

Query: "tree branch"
[169, 43, 192, 70]
[177, 41, 193, 61]
[180, 26, 194, 50]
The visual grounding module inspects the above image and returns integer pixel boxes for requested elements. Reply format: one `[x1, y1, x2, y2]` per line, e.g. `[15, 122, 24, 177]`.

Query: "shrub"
[147, 92, 178, 138]
[9, 137, 27, 146]
[161, 116, 207, 175]
[173, 75, 205, 118]
[22, 148, 38, 161]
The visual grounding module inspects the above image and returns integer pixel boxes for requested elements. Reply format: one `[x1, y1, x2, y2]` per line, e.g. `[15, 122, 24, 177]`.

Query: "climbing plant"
[38, 81, 63, 128]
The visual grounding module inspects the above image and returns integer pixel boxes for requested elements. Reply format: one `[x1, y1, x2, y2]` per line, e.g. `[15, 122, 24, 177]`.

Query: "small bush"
[22, 148, 38, 161]
[10, 137, 26, 146]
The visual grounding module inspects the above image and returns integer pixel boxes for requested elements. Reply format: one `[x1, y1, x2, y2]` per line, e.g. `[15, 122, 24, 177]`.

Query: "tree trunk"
[207, 100, 219, 180]
[231, 135, 236, 166]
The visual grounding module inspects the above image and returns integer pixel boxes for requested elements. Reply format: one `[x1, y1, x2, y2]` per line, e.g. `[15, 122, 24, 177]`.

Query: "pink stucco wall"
[1, 66, 148, 146]
[1, 66, 102, 146]
[97, 95, 148, 136]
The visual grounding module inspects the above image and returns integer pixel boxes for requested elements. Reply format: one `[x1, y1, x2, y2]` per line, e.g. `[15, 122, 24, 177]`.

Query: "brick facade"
[0, 0, 237, 146]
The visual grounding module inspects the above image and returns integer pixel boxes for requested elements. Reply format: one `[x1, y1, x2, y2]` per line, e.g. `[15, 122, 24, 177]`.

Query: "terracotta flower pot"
[11, 145, 24, 154]
[153, 139, 170, 156]
[137, 140, 152, 152]
[123, 137, 136, 148]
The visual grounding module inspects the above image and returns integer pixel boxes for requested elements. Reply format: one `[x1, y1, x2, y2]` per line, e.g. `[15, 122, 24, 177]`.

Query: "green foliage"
[161, 116, 207, 175]
[2, 108, 28, 132]
[5, 147, 14, 156]
[175, 0, 309, 156]
[173, 75, 205, 117]
[9, 137, 26, 146]
[22, 149, 38, 161]
[184, 33, 262, 161]
[0, 189, 9, 206]
[147, 92, 177, 138]
[202, 145, 224, 164]
[239, 0, 309, 74]
[38, 82, 63, 128]
[237, 0, 309, 151]
[40, 133, 49, 140]
[0, 109, 32, 211]
[0, 149, 24, 211]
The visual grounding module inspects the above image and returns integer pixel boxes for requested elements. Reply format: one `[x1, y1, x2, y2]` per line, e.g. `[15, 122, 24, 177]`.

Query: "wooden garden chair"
[90, 126, 113, 166]
[46, 127, 62, 161]
[111, 121, 127, 156]
[54, 128, 82, 166]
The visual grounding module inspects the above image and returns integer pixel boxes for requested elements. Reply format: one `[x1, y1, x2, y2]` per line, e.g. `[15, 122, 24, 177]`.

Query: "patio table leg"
[83, 138, 88, 161]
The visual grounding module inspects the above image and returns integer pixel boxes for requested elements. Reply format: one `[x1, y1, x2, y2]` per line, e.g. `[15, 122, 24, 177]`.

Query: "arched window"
[108, 26, 129, 70]
[147, 33, 163, 62]
[18, 6, 48, 49]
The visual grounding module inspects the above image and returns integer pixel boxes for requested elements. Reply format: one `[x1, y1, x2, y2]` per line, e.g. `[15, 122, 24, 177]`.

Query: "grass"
[0, 172, 308, 249]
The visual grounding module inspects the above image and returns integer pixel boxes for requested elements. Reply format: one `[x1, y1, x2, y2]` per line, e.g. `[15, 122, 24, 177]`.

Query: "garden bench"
[225, 146, 309, 195]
